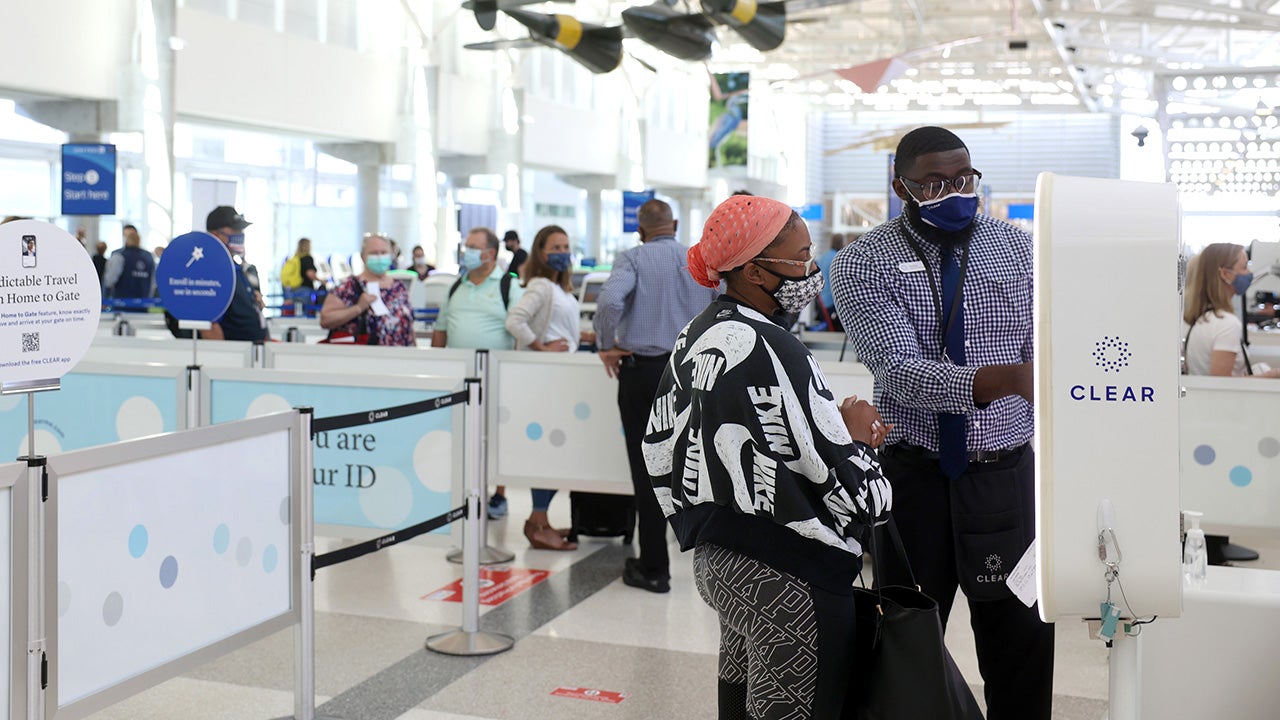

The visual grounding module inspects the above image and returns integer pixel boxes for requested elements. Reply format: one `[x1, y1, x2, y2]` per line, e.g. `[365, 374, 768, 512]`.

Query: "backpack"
[281, 255, 303, 288]
[448, 272, 513, 308]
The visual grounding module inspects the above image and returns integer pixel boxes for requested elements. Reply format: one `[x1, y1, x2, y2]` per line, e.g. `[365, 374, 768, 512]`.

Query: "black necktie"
[939, 245, 968, 479]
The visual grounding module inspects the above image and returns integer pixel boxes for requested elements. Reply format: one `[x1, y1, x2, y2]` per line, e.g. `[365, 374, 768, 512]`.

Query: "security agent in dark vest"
[104, 224, 156, 302]
[199, 206, 268, 342]
[830, 126, 1053, 720]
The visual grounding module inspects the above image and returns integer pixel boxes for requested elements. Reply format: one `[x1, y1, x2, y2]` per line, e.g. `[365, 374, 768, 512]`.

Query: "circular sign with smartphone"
[156, 232, 236, 322]
[0, 220, 102, 384]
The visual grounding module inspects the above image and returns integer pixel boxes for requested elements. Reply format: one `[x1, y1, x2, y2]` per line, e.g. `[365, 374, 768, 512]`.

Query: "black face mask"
[904, 198, 976, 247]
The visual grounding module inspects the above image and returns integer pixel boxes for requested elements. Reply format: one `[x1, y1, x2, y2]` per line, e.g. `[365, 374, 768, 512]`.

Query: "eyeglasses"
[898, 171, 983, 201]
[755, 243, 816, 272]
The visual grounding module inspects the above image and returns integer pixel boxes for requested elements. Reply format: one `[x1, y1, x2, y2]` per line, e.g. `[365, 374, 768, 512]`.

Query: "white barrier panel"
[489, 352, 631, 493]
[0, 364, 184, 456]
[48, 412, 301, 719]
[1034, 173, 1183, 621]
[265, 343, 472, 379]
[82, 337, 255, 368]
[1180, 376, 1280, 528]
[205, 368, 463, 534]
[1138, 566, 1280, 719]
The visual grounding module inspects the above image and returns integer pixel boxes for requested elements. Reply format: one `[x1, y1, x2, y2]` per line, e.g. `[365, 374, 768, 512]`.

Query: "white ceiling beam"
[1029, 0, 1098, 110]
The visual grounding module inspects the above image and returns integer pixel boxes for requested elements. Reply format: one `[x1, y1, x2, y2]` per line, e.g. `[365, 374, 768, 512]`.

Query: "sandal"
[524, 519, 578, 551]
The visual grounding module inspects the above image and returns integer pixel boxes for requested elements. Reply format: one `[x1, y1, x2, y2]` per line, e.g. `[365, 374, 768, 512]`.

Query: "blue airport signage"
[156, 232, 236, 322]
[61, 143, 116, 215]
[795, 203, 824, 221]
[622, 190, 656, 233]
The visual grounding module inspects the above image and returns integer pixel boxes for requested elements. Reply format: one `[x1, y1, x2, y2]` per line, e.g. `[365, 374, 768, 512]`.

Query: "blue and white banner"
[209, 379, 457, 531]
[61, 144, 116, 216]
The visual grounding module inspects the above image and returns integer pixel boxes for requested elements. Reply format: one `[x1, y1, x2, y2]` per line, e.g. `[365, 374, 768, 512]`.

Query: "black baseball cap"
[206, 206, 251, 232]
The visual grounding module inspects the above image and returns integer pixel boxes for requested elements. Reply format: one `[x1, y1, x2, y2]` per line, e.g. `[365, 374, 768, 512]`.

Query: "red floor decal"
[550, 687, 628, 704]
[421, 567, 552, 606]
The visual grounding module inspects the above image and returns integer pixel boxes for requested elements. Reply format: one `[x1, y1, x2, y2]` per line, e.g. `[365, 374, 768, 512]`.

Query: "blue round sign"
[156, 232, 237, 322]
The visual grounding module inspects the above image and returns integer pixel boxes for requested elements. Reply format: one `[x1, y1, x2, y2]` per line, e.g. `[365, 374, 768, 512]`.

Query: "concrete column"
[585, 191, 603, 260]
[315, 141, 390, 237]
[357, 163, 380, 234]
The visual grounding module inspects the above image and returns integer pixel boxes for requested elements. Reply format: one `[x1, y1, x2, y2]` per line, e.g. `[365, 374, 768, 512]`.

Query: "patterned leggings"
[693, 543, 857, 720]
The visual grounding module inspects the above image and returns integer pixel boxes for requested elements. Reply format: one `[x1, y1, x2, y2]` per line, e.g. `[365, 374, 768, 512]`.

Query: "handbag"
[849, 517, 985, 720]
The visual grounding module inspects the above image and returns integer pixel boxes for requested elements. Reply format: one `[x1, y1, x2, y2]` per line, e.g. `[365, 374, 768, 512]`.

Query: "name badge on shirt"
[898, 261, 926, 273]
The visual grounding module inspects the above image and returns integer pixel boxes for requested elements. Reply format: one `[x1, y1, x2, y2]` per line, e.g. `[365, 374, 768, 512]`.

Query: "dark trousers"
[617, 355, 670, 579]
[877, 444, 1055, 720]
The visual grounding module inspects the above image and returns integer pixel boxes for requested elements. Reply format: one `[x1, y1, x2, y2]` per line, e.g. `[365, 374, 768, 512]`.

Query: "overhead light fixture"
[1256, 100, 1272, 117]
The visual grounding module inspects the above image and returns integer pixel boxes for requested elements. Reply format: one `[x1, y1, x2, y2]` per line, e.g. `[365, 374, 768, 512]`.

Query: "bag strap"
[449, 273, 512, 309]
[866, 514, 919, 591]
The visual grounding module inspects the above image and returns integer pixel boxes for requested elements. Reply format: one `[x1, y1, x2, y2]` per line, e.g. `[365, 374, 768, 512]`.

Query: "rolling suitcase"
[568, 491, 636, 544]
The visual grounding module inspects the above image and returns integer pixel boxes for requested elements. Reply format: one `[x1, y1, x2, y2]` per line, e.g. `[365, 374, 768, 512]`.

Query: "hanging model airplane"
[461, 0, 576, 31]
[464, 8, 625, 75]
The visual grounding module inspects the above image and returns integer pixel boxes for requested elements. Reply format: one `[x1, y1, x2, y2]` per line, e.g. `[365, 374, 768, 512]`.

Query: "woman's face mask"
[1231, 270, 1254, 296]
[365, 253, 393, 275]
[547, 252, 572, 272]
[756, 263, 825, 314]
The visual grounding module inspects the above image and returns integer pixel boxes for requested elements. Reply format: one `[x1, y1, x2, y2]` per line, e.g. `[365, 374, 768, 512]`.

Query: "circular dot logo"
[84, 169, 99, 186]
[1092, 335, 1133, 373]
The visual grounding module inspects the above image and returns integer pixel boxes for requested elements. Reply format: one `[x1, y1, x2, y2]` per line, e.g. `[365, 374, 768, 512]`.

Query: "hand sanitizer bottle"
[1183, 511, 1207, 586]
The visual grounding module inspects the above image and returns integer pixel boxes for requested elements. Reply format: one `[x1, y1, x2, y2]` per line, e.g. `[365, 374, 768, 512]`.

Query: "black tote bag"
[848, 518, 985, 720]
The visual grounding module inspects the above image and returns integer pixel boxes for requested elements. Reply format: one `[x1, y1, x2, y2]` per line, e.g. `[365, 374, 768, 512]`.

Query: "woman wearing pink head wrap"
[643, 195, 894, 718]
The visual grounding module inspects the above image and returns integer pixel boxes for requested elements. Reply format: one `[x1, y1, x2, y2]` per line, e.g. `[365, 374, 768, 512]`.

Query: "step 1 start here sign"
[0, 220, 101, 384]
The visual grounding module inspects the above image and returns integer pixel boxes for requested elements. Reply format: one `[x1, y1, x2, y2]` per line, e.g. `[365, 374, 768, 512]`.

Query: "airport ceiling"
[675, 0, 1280, 114]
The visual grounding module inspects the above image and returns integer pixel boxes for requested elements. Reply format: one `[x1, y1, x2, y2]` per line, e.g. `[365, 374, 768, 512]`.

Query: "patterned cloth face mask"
[756, 263, 826, 314]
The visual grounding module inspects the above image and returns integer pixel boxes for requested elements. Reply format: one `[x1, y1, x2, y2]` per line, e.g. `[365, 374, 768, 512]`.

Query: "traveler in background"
[410, 245, 435, 280]
[831, 126, 1052, 719]
[1183, 242, 1280, 377]
[153, 245, 165, 261]
[320, 234, 415, 346]
[651, 194, 892, 719]
[283, 237, 318, 292]
[432, 227, 523, 518]
[594, 198, 718, 593]
[104, 224, 156, 301]
[815, 232, 846, 331]
[505, 224, 582, 550]
[92, 241, 108, 286]
[200, 206, 268, 342]
[504, 230, 527, 278]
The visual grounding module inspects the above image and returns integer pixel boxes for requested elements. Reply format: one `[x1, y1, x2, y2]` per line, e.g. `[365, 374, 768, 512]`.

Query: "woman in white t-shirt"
[505, 224, 583, 550]
[1182, 242, 1280, 377]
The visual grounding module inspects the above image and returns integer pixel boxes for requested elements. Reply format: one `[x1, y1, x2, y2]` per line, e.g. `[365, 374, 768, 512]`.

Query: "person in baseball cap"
[195, 205, 267, 342]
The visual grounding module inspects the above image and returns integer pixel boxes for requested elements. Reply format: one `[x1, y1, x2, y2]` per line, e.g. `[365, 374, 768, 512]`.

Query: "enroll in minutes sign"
[0, 220, 102, 384]
[156, 232, 236, 322]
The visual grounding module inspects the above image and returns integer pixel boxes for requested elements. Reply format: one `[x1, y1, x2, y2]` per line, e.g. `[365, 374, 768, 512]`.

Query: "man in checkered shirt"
[831, 126, 1053, 720]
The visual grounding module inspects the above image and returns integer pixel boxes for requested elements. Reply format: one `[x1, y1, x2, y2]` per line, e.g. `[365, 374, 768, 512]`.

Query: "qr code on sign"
[21, 332, 38, 353]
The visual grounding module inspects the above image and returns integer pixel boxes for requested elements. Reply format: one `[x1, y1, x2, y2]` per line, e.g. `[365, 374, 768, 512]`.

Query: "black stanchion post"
[426, 379, 514, 656]
[448, 350, 514, 566]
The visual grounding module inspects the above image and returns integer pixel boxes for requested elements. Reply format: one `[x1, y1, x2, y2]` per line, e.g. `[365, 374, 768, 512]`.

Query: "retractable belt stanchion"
[274, 407, 340, 720]
[448, 350, 514, 566]
[5, 378, 60, 720]
[180, 320, 209, 428]
[427, 378, 515, 656]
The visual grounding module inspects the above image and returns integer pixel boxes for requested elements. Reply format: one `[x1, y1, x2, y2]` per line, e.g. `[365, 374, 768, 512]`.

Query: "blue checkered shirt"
[830, 214, 1034, 452]
[594, 236, 719, 356]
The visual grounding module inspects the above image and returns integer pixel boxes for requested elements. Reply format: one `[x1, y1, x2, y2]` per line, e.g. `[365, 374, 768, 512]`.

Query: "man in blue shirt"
[104, 224, 156, 303]
[201, 206, 267, 342]
[814, 232, 845, 330]
[595, 199, 718, 592]
[831, 126, 1051, 720]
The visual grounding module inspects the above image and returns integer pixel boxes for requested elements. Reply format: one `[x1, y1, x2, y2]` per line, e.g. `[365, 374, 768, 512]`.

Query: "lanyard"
[904, 229, 971, 361]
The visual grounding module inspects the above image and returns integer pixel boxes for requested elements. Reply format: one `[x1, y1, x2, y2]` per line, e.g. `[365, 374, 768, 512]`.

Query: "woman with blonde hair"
[1182, 242, 1280, 377]
[505, 224, 582, 550]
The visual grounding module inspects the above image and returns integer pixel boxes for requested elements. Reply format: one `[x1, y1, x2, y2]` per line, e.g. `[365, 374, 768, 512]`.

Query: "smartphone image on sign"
[21, 235, 36, 268]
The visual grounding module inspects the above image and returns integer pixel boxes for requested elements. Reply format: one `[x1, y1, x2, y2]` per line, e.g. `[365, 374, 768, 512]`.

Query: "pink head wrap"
[687, 195, 794, 288]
